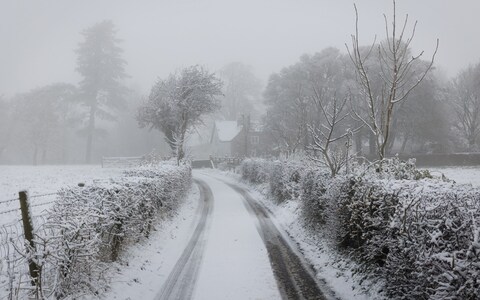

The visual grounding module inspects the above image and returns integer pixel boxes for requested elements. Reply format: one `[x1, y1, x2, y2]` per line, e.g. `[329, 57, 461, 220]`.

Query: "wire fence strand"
[0, 208, 20, 215]
[29, 192, 58, 199]
[0, 197, 19, 205]
[0, 192, 57, 205]
[0, 192, 57, 221]
[30, 200, 56, 208]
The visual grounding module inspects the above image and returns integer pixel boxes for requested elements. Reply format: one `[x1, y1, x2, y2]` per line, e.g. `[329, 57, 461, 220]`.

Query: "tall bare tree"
[219, 62, 262, 121]
[264, 70, 309, 155]
[452, 63, 480, 150]
[346, 0, 438, 159]
[264, 48, 354, 156]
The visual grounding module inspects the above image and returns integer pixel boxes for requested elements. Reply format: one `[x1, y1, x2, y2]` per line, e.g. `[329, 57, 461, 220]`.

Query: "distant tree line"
[2, 0, 480, 165]
[0, 21, 167, 165]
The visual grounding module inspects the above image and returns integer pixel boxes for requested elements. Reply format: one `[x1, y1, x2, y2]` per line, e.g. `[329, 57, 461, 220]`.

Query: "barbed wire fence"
[0, 190, 58, 299]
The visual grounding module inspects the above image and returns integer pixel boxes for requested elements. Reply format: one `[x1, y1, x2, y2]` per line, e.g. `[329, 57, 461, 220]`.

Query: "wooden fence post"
[18, 191, 39, 286]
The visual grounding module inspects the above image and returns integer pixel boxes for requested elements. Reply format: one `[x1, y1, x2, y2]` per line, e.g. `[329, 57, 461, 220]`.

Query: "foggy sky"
[1, 0, 479, 96]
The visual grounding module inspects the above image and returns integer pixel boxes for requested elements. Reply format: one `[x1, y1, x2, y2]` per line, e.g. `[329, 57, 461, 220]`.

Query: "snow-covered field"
[426, 166, 480, 186]
[0, 165, 125, 225]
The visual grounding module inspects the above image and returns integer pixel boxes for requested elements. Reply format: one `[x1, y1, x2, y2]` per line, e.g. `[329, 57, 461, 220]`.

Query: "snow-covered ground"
[2, 165, 478, 299]
[0, 165, 124, 225]
[425, 166, 480, 186]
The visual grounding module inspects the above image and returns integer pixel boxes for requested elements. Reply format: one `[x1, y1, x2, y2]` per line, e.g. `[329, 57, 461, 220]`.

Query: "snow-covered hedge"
[7, 163, 191, 299]
[240, 158, 271, 184]
[240, 158, 480, 299]
[341, 175, 480, 299]
[241, 158, 304, 203]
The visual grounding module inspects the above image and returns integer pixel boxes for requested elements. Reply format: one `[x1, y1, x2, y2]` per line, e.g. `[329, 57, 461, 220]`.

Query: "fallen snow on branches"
[0, 162, 192, 300]
[239, 158, 480, 299]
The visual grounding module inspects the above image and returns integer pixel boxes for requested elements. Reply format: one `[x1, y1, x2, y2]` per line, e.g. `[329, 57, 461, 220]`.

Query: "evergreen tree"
[76, 20, 128, 163]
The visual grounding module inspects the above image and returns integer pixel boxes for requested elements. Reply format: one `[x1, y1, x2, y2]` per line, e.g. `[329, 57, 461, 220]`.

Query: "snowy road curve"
[156, 172, 336, 300]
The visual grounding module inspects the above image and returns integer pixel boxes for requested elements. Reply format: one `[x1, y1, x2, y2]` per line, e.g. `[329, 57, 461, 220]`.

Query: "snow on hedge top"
[213, 121, 243, 142]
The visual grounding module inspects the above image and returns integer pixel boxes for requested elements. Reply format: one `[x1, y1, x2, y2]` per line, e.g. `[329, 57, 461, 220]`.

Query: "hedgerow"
[3, 163, 191, 299]
[240, 158, 480, 299]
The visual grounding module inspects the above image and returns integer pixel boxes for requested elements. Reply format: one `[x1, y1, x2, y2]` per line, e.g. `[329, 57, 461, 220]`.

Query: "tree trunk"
[468, 135, 476, 150]
[85, 103, 96, 164]
[369, 132, 376, 156]
[355, 131, 363, 155]
[33, 146, 38, 166]
[61, 131, 68, 164]
[177, 141, 185, 165]
[400, 134, 409, 153]
[41, 149, 47, 164]
[176, 114, 188, 164]
[0, 146, 4, 163]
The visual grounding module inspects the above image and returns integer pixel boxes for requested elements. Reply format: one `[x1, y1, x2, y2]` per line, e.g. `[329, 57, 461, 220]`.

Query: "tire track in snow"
[155, 179, 213, 300]
[223, 181, 339, 300]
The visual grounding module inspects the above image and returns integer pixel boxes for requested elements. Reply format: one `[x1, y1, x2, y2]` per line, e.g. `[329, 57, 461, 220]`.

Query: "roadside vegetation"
[0, 161, 192, 299]
[240, 157, 480, 299]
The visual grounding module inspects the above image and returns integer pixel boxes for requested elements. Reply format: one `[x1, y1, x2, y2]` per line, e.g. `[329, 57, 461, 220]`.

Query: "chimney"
[237, 114, 245, 127]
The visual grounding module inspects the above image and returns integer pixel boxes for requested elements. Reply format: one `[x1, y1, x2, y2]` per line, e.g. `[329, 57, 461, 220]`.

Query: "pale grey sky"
[1, 0, 479, 96]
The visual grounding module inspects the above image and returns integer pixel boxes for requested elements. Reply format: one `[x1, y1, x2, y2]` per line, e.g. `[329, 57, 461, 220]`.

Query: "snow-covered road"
[155, 179, 213, 300]
[156, 171, 334, 300]
[106, 170, 334, 300]
[185, 172, 282, 300]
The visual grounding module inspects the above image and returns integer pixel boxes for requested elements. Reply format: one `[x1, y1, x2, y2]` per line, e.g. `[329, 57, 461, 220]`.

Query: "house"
[210, 120, 245, 157]
[210, 116, 274, 157]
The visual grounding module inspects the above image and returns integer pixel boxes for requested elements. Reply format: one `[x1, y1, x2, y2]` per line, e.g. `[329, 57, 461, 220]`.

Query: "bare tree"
[219, 62, 262, 121]
[309, 89, 358, 177]
[452, 63, 480, 150]
[264, 71, 309, 155]
[346, 0, 438, 159]
[264, 48, 355, 157]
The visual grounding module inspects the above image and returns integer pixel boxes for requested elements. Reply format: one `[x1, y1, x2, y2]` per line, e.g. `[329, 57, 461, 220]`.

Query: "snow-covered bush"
[299, 168, 331, 227]
[240, 158, 271, 184]
[270, 160, 305, 203]
[335, 177, 400, 266]
[380, 181, 480, 299]
[5, 163, 191, 299]
[241, 159, 304, 203]
[358, 156, 433, 181]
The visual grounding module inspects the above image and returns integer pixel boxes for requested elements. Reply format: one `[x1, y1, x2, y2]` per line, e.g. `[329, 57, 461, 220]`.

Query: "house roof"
[213, 121, 243, 142]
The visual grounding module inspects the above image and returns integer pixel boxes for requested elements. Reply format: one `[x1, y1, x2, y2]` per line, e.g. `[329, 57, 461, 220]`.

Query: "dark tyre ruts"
[155, 179, 213, 300]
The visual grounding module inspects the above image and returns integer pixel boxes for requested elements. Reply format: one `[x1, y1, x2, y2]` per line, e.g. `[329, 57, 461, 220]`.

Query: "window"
[250, 135, 259, 144]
